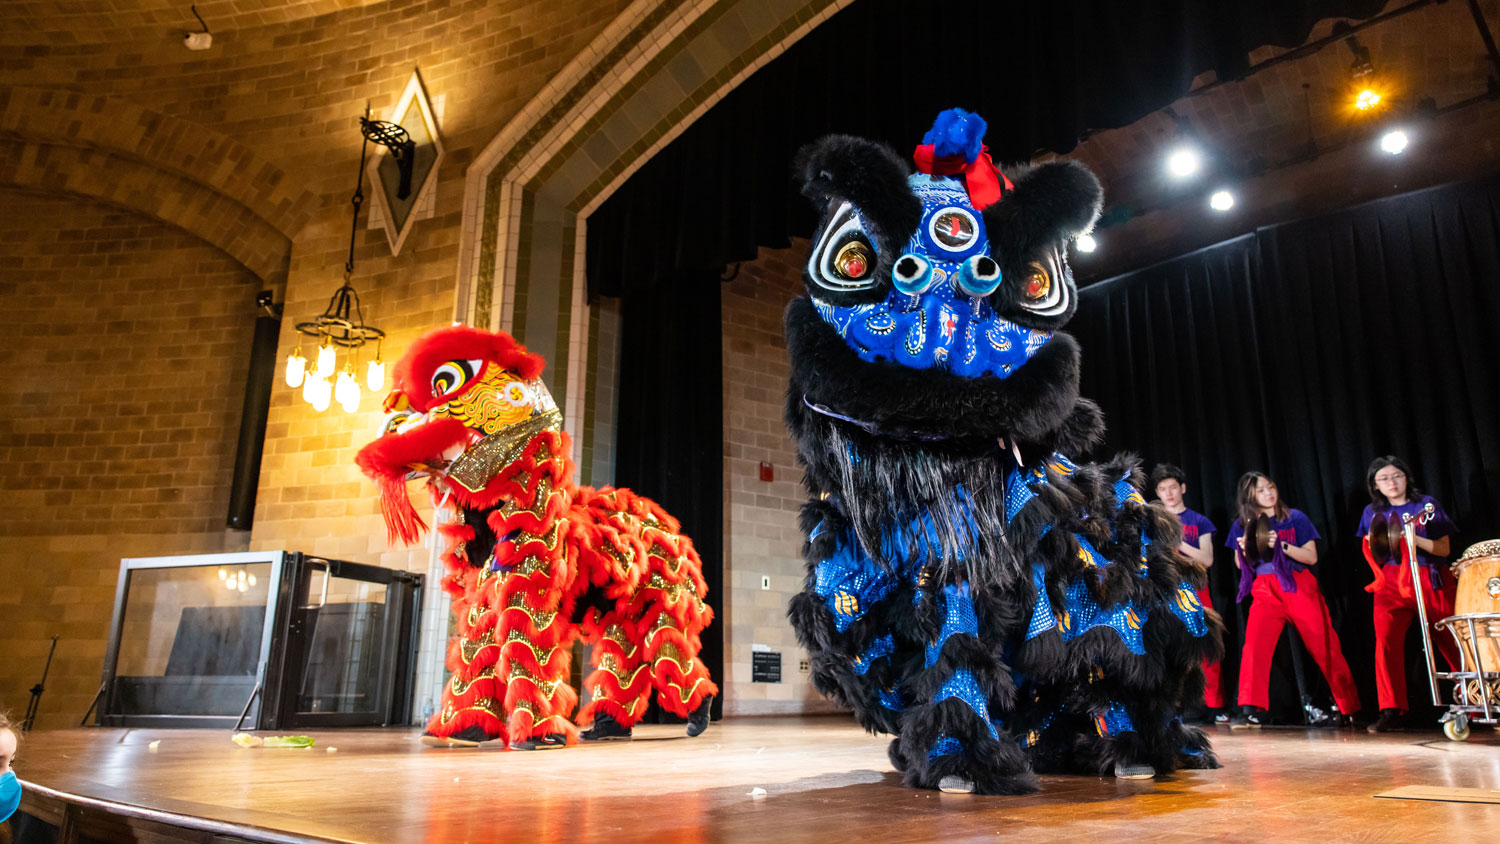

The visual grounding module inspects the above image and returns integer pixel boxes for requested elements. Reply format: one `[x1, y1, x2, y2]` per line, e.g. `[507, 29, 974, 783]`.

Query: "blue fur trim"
[923, 108, 987, 163]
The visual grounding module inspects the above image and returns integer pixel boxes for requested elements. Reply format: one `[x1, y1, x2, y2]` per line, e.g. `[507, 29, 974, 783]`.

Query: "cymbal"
[1244, 513, 1276, 563]
[1369, 511, 1405, 565]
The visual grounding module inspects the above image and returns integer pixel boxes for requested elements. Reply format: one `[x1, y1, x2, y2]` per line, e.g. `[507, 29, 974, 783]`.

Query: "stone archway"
[451, 0, 852, 483]
[0, 86, 317, 285]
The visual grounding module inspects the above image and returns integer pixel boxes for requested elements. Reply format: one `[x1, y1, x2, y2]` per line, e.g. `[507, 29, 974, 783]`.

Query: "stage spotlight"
[1076, 233, 1097, 253]
[1379, 129, 1409, 155]
[1209, 190, 1235, 212]
[1354, 88, 1381, 111]
[1166, 147, 1201, 179]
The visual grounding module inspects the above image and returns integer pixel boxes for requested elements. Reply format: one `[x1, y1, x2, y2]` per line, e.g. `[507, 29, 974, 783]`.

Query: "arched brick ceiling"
[0, 0, 392, 45]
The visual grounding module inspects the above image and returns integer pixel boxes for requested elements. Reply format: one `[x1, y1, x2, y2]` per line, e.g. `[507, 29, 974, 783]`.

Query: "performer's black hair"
[1149, 463, 1187, 490]
[1235, 471, 1290, 529]
[1366, 455, 1423, 509]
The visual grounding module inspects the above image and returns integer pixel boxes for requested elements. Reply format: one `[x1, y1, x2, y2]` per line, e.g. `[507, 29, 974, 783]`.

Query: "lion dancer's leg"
[639, 533, 718, 734]
[492, 498, 581, 750]
[575, 611, 653, 740]
[423, 517, 506, 746]
[640, 593, 718, 734]
[899, 581, 1037, 795]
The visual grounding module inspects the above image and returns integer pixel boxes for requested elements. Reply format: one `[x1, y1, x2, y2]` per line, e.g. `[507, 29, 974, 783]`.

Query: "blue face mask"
[0, 770, 20, 823]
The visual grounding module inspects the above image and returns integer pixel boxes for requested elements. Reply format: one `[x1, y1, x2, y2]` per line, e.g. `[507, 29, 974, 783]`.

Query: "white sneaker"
[1114, 761, 1155, 779]
[938, 775, 975, 793]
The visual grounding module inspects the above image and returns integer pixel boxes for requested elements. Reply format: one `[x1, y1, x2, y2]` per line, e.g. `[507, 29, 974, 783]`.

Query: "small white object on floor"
[147, 740, 161, 751]
[747, 787, 767, 799]
[756, 746, 765, 755]
[326, 747, 337, 753]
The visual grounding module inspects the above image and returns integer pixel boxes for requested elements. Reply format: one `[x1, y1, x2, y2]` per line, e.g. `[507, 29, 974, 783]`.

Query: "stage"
[13, 715, 1499, 843]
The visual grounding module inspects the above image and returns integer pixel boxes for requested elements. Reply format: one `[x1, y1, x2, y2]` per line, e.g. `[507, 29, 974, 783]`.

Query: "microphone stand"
[23, 635, 59, 732]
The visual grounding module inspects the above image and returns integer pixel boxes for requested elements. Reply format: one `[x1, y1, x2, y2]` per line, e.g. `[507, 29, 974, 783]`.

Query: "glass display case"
[96, 551, 423, 730]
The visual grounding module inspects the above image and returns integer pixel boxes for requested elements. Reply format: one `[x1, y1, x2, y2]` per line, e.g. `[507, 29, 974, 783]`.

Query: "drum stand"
[1409, 508, 1500, 740]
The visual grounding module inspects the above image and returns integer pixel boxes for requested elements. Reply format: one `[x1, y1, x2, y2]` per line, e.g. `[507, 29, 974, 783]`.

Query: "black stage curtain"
[1073, 175, 1500, 720]
[586, 0, 1384, 300]
[593, 0, 1386, 721]
[613, 269, 725, 720]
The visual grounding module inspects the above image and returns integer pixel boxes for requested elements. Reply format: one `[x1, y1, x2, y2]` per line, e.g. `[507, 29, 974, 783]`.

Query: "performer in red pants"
[1152, 464, 1225, 721]
[1357, 455, 1460, 733]
[1226, 472, 1361, 727]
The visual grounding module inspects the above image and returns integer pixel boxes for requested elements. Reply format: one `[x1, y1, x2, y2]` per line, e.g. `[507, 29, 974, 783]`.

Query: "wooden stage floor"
[14, 715, 1500, 843]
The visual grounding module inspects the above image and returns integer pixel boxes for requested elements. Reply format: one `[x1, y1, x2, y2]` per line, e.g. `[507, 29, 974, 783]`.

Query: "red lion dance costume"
[356, 325, 717, 749]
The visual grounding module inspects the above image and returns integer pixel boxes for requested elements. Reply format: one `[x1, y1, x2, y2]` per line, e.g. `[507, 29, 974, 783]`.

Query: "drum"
[1448, 540, 1500, 678]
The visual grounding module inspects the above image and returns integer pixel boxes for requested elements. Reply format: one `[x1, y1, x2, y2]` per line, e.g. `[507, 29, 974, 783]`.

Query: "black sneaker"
[579, 713, 633, 742]
[420, 724, 500, 747]
[686, 694, 714, 737]
[1367, 708, 1404, 733]
[1229, 706, 1264, 729]
[1213, 710, 1230, 726]
[509, 732, 568, 750]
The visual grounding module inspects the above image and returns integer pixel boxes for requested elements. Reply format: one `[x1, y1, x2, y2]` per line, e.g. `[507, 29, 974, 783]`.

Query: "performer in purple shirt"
[1226, 472, 1360, 727]
[1356, 455, 1461, 732]
[1151, 464, 1224, 720]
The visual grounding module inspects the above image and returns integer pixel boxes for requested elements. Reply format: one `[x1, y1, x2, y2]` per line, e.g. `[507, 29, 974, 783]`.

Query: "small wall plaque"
[751, 651, 781, 683]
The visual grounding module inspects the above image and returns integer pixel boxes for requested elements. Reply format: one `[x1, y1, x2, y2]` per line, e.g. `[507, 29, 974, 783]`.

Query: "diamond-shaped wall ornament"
[368, 69, 445, 256]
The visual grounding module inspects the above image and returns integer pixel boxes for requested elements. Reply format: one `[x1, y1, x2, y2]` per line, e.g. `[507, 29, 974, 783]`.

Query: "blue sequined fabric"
[1061, 578, 1149, 655]
[928, 735, 965, 759]
[1026, 563, 1056, 640]
[933, 668, 1000, 740]
[813, 534, 895, 632]
[1092, 701, 1136, 737]
[878, 685, 906, 712]
[854, 634, 897, 676]
[1167, 583, 1209, 638]
[925, 583, 980, 668]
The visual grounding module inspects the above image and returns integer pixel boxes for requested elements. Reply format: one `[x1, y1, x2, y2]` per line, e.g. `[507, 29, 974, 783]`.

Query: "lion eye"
[1023, 262, 1051, 301]
[834, 241, 871, 280]
[431, 358, 486, 399]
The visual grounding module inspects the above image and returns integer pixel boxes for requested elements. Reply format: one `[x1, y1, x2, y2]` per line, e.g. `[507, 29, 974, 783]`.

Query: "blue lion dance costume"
[785, 110, 1224, 794]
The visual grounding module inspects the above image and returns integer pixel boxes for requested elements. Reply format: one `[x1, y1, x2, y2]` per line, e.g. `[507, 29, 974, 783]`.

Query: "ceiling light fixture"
[283, 105, 413, 414]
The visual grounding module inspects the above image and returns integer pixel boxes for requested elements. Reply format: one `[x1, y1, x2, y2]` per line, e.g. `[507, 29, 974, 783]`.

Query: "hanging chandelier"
[283, 106, 415, 413]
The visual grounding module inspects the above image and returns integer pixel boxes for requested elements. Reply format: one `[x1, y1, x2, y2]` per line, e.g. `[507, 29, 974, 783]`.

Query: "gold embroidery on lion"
[459, 630, 497, 664]
[505, 593, 559, 629]
[450, 666, 498, 696]
[508, 664, 562, 698]
[440, 696, 501, 725]
[654, 642, 695, 675]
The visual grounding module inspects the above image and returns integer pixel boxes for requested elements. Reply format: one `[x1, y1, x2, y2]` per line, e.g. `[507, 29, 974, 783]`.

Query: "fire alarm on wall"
[759, 462, 773, 482]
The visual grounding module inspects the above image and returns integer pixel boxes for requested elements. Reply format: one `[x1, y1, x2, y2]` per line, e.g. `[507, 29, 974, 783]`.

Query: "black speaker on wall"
[227, 313, 281, 530]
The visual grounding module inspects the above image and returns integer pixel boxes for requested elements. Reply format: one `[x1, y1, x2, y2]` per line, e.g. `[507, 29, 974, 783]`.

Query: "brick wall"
[721, 240, 843, 716]
[0, 191, 258, 728]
